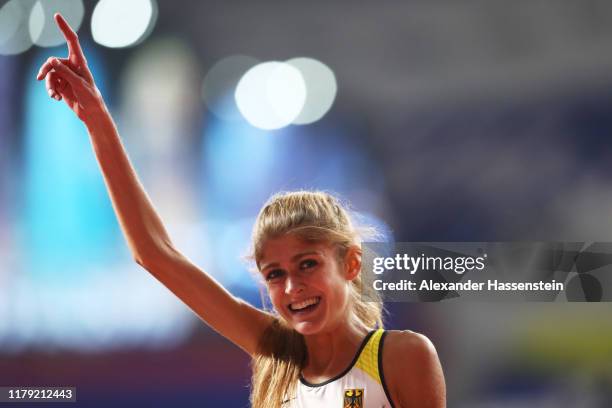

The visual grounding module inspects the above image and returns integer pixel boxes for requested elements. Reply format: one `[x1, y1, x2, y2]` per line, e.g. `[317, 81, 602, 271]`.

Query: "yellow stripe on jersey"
[354, 329, 384, 385]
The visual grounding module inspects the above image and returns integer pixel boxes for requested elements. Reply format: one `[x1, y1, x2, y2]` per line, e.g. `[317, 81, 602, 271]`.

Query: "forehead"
[258, 235, 333, 268]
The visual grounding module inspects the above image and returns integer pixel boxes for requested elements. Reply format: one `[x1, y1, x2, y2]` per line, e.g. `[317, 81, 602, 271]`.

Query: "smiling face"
[258, 234, 354, 335]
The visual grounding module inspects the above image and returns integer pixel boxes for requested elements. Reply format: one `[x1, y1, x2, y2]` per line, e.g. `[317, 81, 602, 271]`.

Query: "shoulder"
[381, 330, 446, 408]
[382, 330, 439, 381]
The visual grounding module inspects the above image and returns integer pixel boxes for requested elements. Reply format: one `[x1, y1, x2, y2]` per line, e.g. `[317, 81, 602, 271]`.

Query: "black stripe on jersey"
[299, 330, 376, 388]
[378, 331, 397, 408]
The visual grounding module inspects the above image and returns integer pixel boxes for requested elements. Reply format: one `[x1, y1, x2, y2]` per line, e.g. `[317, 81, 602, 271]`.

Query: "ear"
[344, 246, 362, 281]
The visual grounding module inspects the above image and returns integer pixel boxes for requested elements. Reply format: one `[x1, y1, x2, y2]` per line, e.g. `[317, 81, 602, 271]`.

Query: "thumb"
[50, 58, 86, 88]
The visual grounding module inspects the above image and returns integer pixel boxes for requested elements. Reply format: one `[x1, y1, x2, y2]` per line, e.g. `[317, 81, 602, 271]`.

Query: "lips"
[288, 296, 321, 313]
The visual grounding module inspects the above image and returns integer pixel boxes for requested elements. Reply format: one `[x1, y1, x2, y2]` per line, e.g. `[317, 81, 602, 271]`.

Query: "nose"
[285, 274, 305, 295]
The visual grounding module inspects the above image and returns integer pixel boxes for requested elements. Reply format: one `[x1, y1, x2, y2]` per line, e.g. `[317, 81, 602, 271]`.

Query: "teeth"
[290, 297, 320, 311]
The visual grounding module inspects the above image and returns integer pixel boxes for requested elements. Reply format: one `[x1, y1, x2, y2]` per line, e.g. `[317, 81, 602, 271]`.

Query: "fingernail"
[51, 59, 59, 66]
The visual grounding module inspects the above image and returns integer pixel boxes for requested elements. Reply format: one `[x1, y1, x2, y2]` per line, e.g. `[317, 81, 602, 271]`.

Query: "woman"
[38, 13, 446, 407]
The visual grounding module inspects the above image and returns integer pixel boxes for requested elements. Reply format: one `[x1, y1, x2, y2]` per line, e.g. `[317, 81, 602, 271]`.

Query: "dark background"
[1, 0, 612, 406]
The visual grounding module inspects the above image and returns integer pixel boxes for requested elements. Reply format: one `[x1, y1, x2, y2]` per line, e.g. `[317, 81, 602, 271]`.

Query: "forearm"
[85, 106, 172, 262]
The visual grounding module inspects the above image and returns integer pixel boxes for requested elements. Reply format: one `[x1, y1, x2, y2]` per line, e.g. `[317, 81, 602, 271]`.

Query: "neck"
[302, 319, 369, 380]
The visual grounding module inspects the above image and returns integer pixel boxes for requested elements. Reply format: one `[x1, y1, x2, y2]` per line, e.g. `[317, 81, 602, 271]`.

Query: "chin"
[292, 321, 325, 336]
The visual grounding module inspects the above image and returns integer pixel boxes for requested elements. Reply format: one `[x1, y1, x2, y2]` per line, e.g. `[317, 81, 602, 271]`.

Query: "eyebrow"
[260, 251, 322, 271]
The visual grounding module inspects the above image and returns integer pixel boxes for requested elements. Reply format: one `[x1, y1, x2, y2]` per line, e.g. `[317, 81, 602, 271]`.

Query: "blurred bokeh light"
[91, 0, 158, 48]
[235, 61, 307, 130]
[0, 0, 36, 55]
[202, 55, 258, 121]
[286, 57, 337, 125]
[29, 0, 84, 47]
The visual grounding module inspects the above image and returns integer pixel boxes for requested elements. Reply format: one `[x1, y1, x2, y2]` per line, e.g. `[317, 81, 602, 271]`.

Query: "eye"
[299, 259, 318, 269]
[265, 269, 285, 281]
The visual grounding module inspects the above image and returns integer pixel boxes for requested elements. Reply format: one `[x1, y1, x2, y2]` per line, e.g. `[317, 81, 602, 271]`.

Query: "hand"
[37, 13, 105, 122]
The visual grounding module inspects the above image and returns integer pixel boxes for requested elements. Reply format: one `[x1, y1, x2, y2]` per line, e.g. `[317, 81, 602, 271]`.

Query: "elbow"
[135, 253, 167, 272]
[134, 254, 148, 268]
[133, 247, 162, 270]
[133, 242, 177, 271]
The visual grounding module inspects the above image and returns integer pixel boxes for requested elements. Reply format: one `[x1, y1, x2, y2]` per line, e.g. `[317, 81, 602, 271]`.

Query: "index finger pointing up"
[54, 13, 85, 62]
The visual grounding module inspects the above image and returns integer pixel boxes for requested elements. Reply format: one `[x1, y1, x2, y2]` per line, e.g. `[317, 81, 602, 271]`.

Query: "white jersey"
[285, 329, 395, 408]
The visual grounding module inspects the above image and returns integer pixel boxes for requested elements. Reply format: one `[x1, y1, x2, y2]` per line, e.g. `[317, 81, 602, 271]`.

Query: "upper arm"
[383, 330, 446, 408]
[139, 244, 274, 357]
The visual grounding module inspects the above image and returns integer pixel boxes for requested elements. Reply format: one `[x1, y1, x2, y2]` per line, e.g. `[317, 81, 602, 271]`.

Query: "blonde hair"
[250, 191, 384, 408]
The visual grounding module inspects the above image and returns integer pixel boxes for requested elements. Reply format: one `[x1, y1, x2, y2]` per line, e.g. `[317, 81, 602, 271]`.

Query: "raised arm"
[37, 13, 273, 355]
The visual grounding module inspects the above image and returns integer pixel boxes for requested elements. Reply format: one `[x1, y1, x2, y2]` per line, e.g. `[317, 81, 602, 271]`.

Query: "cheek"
[267, 287, 288, 313]
[321, 273, 351, 305]
[334, 283, 351, 308]
[267, 287, 281, 305]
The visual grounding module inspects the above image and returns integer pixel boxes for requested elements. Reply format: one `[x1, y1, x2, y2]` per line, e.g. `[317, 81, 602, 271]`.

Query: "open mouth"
[288, 296, 321, 314]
